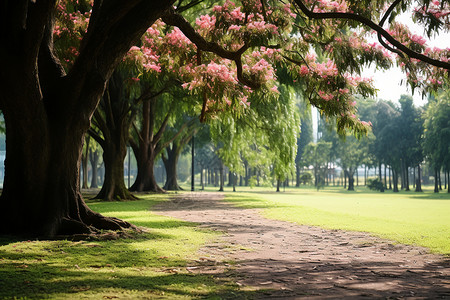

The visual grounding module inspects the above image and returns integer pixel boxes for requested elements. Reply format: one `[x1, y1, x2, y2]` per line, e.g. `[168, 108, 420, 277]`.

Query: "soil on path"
[153, 192, 450, 299]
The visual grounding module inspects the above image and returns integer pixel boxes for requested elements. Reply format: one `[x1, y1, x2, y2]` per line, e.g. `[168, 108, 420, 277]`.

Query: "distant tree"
[336, 133, 372, 191]
[423, 90, 450, 193]
[88, 71, 140, 201]
[302, 141, 332, 189]
[162, 118, 199, 191]
[397, 95, 424, 191]
[295, 99, 314, 187]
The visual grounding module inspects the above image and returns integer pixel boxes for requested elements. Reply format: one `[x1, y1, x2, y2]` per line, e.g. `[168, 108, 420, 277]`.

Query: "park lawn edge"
[224, 187, 450, 256]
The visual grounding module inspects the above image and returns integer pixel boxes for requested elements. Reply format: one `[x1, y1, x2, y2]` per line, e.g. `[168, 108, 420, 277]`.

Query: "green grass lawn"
[0, 193, 245, 300]
[225, 185, 450, 255]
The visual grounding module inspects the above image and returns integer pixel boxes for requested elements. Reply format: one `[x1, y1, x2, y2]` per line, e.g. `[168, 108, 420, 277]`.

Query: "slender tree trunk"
[344, 171, 347, 189]
[356, 167, 359, 186]
[439, 170, 442, 190]
[82, 136, 91, 189]
[389, 166, 392, 190]
[447, 170, 449, 193]
[405, 165, 410, 191]
[296, 164, 300, 187]
[393, 168, 399, 192]
[400, 161, 406, 190]
[348, 171, 355, 191]
[384, 165, 387, 190]
[89, 150, 99, 189]
[415, 165, 423, 192]
[219, 163, 224, 191]
[434, 168, 439, 193]
[245, 165, 249, 186]
[378, 162, 384, 192]
[364, 166, 367, 186]
[200, 169, 205, 190]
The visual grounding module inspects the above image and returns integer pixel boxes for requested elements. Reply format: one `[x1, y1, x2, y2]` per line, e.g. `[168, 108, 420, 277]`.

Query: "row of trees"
[299, 92, 449, 193]
[1, 0, 449, 237]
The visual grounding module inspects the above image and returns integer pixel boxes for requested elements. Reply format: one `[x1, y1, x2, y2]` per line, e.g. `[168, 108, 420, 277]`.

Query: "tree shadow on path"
[154, 192, 450, 299]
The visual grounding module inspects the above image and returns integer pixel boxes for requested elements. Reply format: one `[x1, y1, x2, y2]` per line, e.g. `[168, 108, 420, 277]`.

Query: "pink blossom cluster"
[344, 74, 373, 86]
[165, 27, 192, 48]
[196, 15, 217, 34]
[318, 90, 334, 101]
[414, 1, 450, 19]
[312, 0, 349, 13]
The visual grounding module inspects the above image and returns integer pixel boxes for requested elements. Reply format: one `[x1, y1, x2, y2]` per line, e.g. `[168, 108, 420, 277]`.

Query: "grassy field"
[0, 194, 245, 300]
[225, 185, 450, 255]
[1, 186, 449, 299]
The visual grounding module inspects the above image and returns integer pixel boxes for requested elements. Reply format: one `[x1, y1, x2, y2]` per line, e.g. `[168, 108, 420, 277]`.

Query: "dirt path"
[153, 192, 450, 299]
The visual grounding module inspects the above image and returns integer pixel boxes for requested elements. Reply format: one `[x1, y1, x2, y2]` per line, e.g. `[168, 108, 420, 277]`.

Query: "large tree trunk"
[0, 105, 132, 237]
[94, 138, 136, 201]
[162, 143, 183, 191]
[0, 0, 172, 238]
[130, 144, 163, 192]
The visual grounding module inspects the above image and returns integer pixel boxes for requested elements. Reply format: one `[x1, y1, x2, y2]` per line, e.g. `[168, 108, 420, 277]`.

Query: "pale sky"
[362, 13, 449, 107]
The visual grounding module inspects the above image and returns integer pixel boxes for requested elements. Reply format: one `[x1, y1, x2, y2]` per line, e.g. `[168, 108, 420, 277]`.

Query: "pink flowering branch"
[161, 8, 261, 89]
[292, 0, 450, 70]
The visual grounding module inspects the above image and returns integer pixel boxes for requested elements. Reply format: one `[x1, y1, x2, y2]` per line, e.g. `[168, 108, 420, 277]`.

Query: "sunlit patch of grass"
[226, 186, 450, 255]
[0, 193, 247, 299]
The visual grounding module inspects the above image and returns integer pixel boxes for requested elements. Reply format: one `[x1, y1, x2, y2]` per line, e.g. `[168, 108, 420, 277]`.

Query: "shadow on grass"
[0, 236, 259, 300]
[2, 249, 449, 299]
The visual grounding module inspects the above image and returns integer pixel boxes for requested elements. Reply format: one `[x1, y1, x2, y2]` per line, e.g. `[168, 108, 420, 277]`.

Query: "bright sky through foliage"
[363, 13, 449, 106]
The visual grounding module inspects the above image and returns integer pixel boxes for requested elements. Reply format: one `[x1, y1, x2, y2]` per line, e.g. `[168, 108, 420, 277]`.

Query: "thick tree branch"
[24, 0, 56, 69]
[161, 8, 261, 89]
[88, 128, 105, 148]
[377, 0, 405, 58]
[159, 119, 192, 152]
[132, 122, 145, 144]
[153, 110, 172, 146]
[292, 0, 450, 70]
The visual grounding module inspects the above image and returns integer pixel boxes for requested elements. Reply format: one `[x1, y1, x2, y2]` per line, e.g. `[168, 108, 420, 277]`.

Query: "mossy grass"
[0, 193, 254, 299]
[225, 185, 450, 255]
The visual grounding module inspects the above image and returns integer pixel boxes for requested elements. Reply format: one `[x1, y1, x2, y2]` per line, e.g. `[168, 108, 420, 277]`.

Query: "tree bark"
[82, 136, 91, 189]
[434, 168, 439, 193]
[347, 170, 355, 191]
[378, 162, 384, 192]
[94, 136, 136, 201]
[162, 142, 183, 191]
[219, 162, 224, 191]
[393, 168, 399, 192]
[405, 165, 410, 191]
[90, 72, 138, 201]
[89, 149, 100, 189]
[415, 164, 423, 192]
[130, 143, 163, 193]
[0, 0, 173, 237]
[447, 171, 450, 193]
